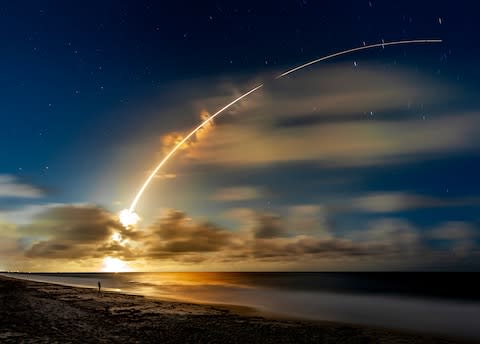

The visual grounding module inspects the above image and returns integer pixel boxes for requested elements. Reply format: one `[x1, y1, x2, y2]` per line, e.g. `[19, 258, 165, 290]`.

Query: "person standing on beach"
[98, 281, 101, 295]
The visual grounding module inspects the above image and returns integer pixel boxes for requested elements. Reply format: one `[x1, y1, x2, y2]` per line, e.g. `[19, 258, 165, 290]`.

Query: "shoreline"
[0, 273, 265, 318]
[0, 275, 476, 343]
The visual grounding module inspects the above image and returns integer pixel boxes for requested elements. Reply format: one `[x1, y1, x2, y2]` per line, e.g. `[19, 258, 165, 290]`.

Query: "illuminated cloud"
[21, 205, 130, 259]
[250, 236, 367, 260]
[251, 212, 287, 238]
[161, 132, 189, 155]
[211, 186, 263, 201]
[187, 113, 479, 168]
[428, 222, 477, 240]
[0, 230, 21, 268]
[350, 192, 480, 213]
[117, 64, 455, 181]
[287, 205, 328, 235]
[154, 66, 478, 169]
[144, 209, 234, 258]
[346, 218, 421, 256]
[0, 202, 477, 271]
[0, 204, 60, 224]
[266, 65, 445, 117]
[155, 173, 176, 179]
[427, 222, 477, 257]
[0, 175, 45, 198]
[160, 110, 215, 157]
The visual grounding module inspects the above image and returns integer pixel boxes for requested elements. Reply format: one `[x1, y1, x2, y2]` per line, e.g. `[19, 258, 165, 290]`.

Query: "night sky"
[1, 1, 479, 271]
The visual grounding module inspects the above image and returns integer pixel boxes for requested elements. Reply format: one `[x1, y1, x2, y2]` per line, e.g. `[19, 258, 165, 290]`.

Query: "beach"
[0, 275, 475, 343]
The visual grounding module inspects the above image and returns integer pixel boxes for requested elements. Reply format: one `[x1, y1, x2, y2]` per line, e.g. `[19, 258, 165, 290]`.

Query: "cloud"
[251, 213, 287, 238]
[137, 208, 476, 269]
[21, 205, 130, 259]
[158, 109, 215, 157]
[350, 192, 480, 213]
[0, 199, 478, 270]
[268, 65, 445, 117]
[287, 205, 329, 235]
[0, 175, 45, 198]
[243, 217, 423, 265]
[224, 207, 256, 222]
[347, 218, 421, 256]
[128, 208, 374, 263]
[155, 173, 176, 180]
[143, 210, 235, 259]
[211, 186, 263, 201]
[428, 222, 477, 240]
[187, 113, 479, 168]
[153, 65, 479, 169]
[0, 204, 60, 224]
[250, 236, 367, 260]
[427, 222, 477, 256]
[0, 233, 20, 256]
[115, 64, 460, 178]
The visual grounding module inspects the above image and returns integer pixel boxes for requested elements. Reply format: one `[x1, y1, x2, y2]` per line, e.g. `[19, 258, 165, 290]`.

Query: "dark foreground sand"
[0, 275, 475, 344]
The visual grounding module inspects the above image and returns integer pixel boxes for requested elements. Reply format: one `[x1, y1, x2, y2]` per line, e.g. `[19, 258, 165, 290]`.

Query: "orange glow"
[101, 256, 131, 272]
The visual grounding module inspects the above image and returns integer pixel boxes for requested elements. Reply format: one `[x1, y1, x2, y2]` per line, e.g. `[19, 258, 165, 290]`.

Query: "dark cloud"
[2, 202, 477, 269]
[427, 222, 478, 257]
[26, 240, 95, 259]
[273, 112, 442, 129]
[428, 222, 477, 240]
[251, 237, 368, 259]
[97, 241, 137, 260]
[144, 210, 234, 259]
[23, 205, 128, 259]
[252, 213, 287, 238]
[140, 210, 375, 263]
[211, 186, 263, 201]
[350, 192, 480, 213]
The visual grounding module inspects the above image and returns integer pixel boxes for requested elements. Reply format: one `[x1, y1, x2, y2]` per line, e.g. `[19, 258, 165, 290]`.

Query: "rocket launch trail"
[128, 84, 264, 213]
[276, 39, 442, 78]
[120, 38, 442, 226]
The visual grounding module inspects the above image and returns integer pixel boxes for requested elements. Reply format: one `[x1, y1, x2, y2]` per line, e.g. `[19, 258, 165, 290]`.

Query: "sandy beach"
[0, 275, 475, 343]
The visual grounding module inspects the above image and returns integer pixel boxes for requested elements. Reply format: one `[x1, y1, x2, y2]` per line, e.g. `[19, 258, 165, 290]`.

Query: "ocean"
[4, 272, 480, 338]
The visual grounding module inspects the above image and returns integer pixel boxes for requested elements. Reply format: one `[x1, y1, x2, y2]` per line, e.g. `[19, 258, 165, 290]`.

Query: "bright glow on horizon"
[101, 256, 131, 272]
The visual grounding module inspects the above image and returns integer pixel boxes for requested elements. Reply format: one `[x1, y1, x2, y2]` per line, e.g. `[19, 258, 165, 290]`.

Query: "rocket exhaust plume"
[119, 39, 441, 227]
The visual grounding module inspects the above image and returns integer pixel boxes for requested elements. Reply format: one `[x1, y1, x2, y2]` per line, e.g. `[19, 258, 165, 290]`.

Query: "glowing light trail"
[120, 39, 442, 226]
[128, 84, 264, 213]
[277, 39, 442, 78]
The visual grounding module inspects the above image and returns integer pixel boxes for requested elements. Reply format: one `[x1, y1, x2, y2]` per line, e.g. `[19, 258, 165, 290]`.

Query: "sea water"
[4, 272, 480, 338]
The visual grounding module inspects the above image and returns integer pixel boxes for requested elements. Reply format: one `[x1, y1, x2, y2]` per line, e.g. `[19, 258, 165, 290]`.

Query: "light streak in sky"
[276, 39, 442, 78]
[128, 84, 264, 213]
[119, 39, 442, 227]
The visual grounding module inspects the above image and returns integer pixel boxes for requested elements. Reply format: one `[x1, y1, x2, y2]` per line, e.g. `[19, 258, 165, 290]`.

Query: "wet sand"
[0, 275, 475, 343]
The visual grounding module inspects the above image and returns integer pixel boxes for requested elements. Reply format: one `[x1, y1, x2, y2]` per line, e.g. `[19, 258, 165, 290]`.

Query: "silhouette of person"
[98, 281, 101, 295]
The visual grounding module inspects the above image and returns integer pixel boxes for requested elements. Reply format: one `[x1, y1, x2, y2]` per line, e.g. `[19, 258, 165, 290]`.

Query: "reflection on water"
[5, 272, 480, 338]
